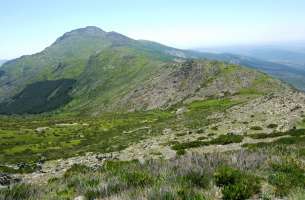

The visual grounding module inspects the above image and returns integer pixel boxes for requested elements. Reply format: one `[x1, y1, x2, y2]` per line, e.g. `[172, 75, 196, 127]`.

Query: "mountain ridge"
[0, 59, 7, 67]
[0, 26, 294, 115]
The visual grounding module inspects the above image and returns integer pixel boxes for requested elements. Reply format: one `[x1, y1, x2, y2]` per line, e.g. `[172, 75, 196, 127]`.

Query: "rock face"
[207, 91, 305, 135]
[116, 60, 286, 111]
[0, 173, 19, 186]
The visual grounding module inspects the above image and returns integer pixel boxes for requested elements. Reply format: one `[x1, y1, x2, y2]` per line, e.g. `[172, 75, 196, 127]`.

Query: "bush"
[121, 170, 154, 187]
[64, 164, 93, 178]
[250, 126, 263, 130]
[214, 166, 260, 200]
[148, 188, 176, 200]
[248, 132, 286, 139]
[222, 182, 255, 200]
[177, 188, 206, 200]
[172, 134, 243, 151]
[197, 129, 204, 134]
[172, 141, 205, 151]
[268, 159, 305, 197]
[84, 189, 101, 200]
[267, 124, 278, 129]
[210, 134, 243, 145]
[197, 136, 207, 140]
[214, 166, 241, 187]
[0, 184, 38, 200]
[0, 164, 37, 174]
[182, 171, 210, 188]
[176, 149, 186, 156]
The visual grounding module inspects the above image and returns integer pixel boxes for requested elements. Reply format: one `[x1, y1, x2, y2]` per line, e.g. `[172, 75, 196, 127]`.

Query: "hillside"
[0, 60, 7, 67]
[1, 27, 305, 200]
[0, 27, 290, 115]
[197, 45, 305, 91]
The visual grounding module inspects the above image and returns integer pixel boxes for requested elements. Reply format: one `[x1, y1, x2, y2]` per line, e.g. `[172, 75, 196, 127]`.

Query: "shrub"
[250, 126, 263, 130]
[121, 170, 154, 187]
[197, 136, 207, 140]
[148, 188, 176, 200]
[222, 182, 255, 200]
[102, 160, 136, 173]
[248, 132, 286, 139]
[211, 126, 218, 131]
[171, 134, 243, 151]
[0, 164, 38, 174]
[0, 183, 38, 200]
[172, 141, 205, 151]
[268, 159, 305, 197]
[182, 171, 210, 188]
[214, 166, 260, 200]
[214, 166, 241, 187]
[97, 178, 127, 198]
[84, 189, 101, 200]
[210, 134, 243, 145]
[267, 124, 278, 129]
[176, 149, 186, 156]
[177, 188, 206, 200]
[197, 129, 204, 134]
[64, 164, 93, 178]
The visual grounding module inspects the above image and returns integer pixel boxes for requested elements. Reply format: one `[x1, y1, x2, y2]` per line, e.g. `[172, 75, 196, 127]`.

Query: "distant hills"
[199, 43, 305, 68]
[0, 26, 291, 115]
[0, 60, 7, 66]
[196, 44, 305, 91]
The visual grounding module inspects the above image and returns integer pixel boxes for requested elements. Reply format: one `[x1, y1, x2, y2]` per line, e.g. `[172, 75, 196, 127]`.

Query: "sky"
[1, 0, 305, 59]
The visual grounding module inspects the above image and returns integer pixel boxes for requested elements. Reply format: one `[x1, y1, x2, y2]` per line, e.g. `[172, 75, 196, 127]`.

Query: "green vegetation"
[3, 144, 304, 200]
[250, 126, 263, 130]
[0, 79, 75, 114]
[0, 27, 282, 116]
[0, 97, 245, 165]
[183, 99, 242, 129]
[0, 183, 39, 200]
[268, 159, 305, 197]
[244, 129, 305, 147]
[0, 26, 302, 200]
[267, 123, 278, 129]
[172, 134, 244, 152]
[0, 109, 174, 165]
[214, 166, 261, 200]
[248, 132, 287, 139]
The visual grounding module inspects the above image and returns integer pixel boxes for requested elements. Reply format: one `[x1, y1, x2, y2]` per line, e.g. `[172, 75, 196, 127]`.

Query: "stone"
[74, 196, 85, 200]
[0, 173, 20, 186]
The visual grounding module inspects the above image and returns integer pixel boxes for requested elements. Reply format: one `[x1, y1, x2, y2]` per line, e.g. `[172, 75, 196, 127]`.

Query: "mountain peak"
[54, 26, 106, 44]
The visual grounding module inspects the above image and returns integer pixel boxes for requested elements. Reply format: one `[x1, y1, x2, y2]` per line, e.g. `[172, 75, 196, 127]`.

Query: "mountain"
[2, 27, 305, 200]
[0, 59, 7, 67]
[196, 44, 305, 91]
[0, 26, 291, 115]
[200, 43, 305, 68]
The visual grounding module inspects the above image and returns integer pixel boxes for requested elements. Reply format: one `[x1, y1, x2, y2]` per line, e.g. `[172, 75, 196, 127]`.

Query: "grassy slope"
[1, 128, 304, 199]
[0, 27, 111, 101]
[0, 96, 246, 166]
[65, 46, 169, 114]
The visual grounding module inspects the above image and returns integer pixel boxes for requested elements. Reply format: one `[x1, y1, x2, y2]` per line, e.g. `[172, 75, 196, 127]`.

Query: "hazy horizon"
[1, 0, 305, 59]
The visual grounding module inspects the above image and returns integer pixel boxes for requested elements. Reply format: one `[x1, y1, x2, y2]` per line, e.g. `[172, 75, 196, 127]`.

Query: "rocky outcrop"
[0, 173, 20, 186]
[117, 60, 284, 111]
[207, 91, 305, 135]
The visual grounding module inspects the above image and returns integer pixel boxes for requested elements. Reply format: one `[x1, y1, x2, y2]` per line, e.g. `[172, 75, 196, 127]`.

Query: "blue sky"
[1, 0, 305, 59]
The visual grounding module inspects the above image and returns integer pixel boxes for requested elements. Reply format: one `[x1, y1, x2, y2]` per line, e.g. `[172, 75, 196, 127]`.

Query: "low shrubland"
[2, 146, 304, 200]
